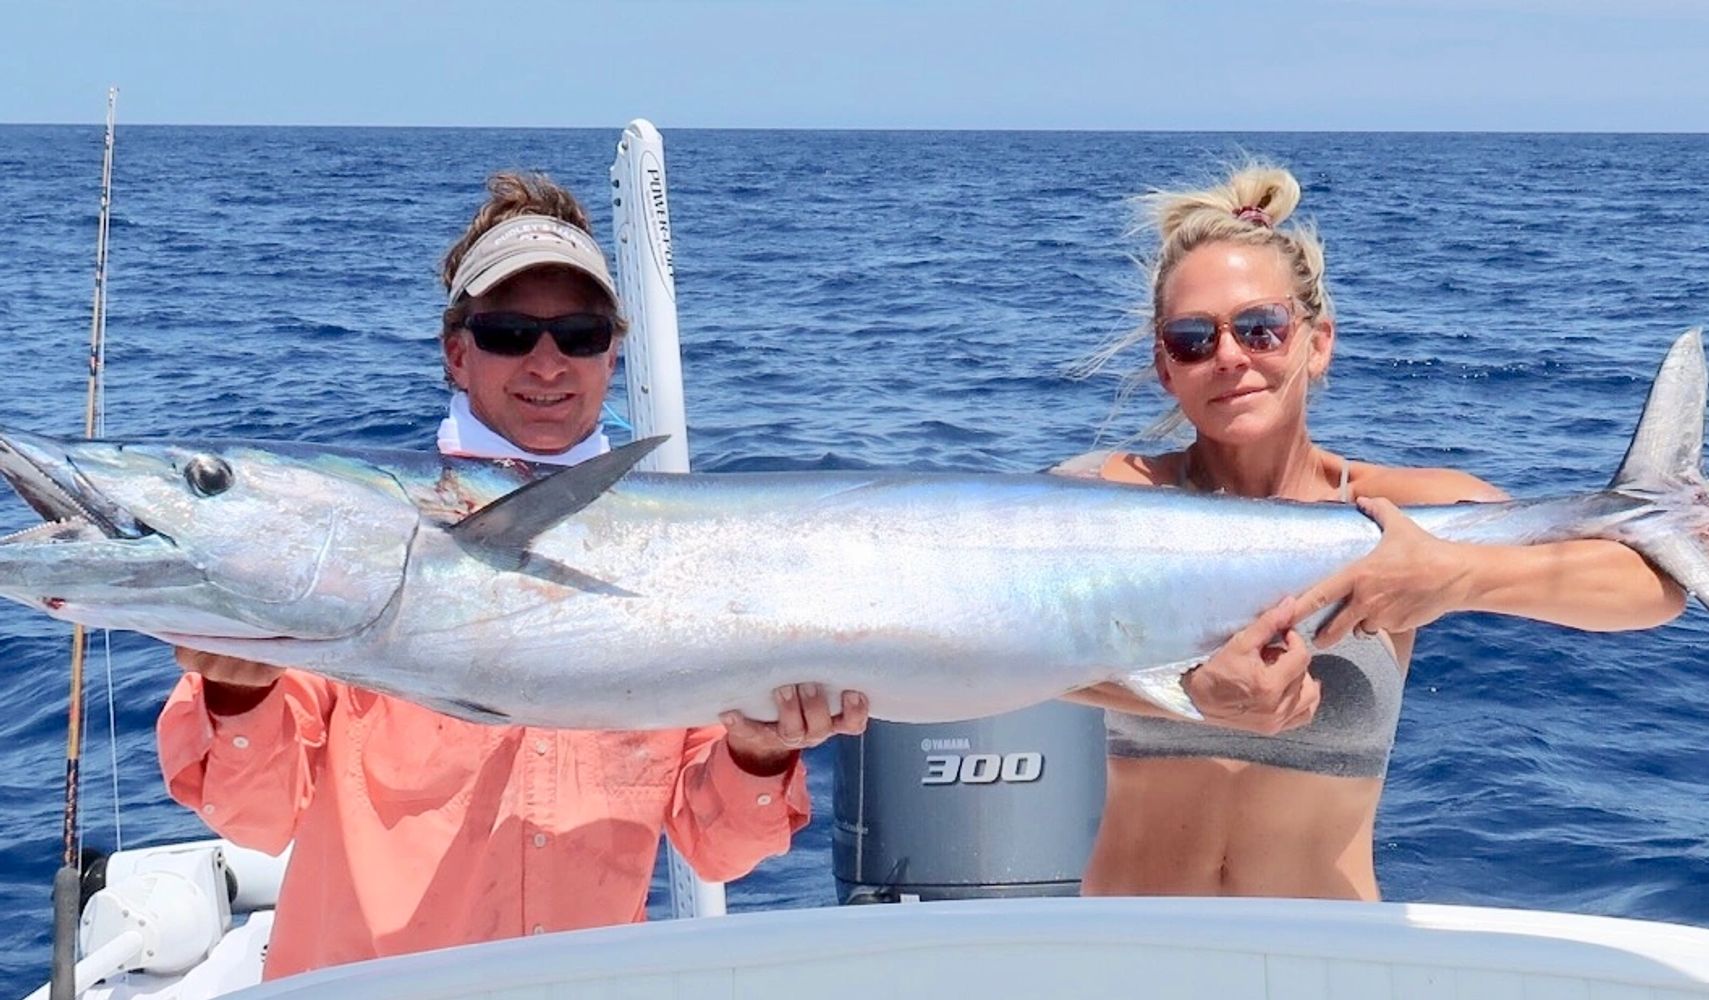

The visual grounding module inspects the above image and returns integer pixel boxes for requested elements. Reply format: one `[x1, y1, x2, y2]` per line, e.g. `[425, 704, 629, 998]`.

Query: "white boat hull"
[213, 897, 1709, 1000]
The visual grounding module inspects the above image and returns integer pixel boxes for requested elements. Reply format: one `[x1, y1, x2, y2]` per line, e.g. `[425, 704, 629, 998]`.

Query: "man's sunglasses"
[463, 312, 616, 358]
[1155, 300, 1297, 365]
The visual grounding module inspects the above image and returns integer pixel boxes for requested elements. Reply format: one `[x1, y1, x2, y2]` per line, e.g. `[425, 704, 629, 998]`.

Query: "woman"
[1060, 163, 1684, 900]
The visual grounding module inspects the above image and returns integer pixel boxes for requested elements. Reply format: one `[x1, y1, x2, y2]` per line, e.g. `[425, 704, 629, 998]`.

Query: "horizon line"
[4, 120, 1709, 137]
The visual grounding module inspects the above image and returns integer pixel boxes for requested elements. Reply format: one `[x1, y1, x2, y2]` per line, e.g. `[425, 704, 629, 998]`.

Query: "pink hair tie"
[1234, 205, 1273, 228]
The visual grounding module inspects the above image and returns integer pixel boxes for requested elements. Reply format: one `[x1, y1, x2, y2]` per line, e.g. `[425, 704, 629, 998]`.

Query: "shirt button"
[756, 794, 773, 806]
[533, 739, 549, 755]
[231, 736, 250, 749]
[533, 833, 548, 848]
[201, 803, 216, 815]
[531, 924, 545, 936]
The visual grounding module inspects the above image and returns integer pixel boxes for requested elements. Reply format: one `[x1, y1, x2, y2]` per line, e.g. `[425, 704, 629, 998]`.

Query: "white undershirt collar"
[436, 392, 610, 466]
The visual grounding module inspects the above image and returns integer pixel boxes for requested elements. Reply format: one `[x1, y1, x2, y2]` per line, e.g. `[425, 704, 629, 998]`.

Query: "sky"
[3, 0, 1709, 131]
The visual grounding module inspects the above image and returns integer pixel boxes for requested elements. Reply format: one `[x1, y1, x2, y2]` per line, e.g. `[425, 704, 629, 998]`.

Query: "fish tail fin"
[1606, 328, 1709, 608]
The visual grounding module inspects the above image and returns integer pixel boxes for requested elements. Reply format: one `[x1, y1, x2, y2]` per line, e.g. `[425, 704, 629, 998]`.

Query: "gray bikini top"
[1088, 451, 1406, 778]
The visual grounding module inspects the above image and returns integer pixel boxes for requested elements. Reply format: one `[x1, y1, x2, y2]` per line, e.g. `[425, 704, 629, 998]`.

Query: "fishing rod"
[51, 84, 118, 1000]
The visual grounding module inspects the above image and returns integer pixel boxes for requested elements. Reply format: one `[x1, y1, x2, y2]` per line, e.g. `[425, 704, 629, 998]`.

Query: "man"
[159, 171, 868, 980]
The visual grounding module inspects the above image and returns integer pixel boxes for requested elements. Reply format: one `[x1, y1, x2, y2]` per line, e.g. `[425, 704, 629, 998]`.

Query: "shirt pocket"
[349, 692, 501, 811]
[588, 731, 680, 800]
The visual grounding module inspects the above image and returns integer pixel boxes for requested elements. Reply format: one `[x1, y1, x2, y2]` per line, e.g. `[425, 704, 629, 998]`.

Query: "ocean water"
[0, 126, 1705, 991]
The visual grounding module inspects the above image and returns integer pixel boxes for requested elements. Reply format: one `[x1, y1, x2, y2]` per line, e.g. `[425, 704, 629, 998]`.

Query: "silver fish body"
[0, 332, 1705, 729]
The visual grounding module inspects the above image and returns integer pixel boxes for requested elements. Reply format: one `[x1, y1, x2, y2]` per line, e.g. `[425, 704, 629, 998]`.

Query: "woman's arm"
[1061, 684, 1170, 715]
[1304, 468, 1687, 646]
[1065, 597, 1323, 735]
[1455, 536, 1685, 629]
[1055, 451, 1323, 734]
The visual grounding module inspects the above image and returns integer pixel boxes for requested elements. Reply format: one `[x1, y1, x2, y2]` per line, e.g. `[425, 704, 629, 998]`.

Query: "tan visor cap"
[447, 214, 620, 308]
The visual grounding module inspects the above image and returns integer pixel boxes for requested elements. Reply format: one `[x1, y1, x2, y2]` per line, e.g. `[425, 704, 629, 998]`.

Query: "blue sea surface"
[0, 126, 1706, 991]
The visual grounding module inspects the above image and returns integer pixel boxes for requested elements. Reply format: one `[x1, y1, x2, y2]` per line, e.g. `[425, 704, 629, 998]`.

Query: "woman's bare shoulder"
[1350, 462, 1510, 504]
[1050, 449, 1181, 487]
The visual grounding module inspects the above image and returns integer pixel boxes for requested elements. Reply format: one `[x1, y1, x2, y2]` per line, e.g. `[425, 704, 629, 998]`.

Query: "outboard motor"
[832, 701, 1107, 902]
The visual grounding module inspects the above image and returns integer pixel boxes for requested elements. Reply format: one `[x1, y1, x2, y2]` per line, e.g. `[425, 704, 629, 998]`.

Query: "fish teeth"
[0, 518, 92, 545]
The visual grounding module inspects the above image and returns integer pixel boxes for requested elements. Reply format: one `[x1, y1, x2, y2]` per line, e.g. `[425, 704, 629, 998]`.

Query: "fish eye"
[184, 455, 234, 497]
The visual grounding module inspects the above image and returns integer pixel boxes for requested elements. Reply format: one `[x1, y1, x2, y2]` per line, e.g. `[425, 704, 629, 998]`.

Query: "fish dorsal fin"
[449, 435, 667, 550]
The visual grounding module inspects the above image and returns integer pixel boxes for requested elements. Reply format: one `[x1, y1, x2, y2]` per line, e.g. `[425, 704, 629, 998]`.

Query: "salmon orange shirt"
[157, 669, 808, 980]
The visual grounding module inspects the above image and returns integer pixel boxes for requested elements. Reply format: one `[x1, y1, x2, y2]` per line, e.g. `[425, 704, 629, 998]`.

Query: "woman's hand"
[1300, 496, 1474, 647]
[1185, 596, 1321, 735]
[721, 685, 870, 776]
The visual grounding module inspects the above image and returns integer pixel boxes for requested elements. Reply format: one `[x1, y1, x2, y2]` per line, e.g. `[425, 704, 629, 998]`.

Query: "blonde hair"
[1145, 162, 1333, 325]
[1077, 161, 1333, 442]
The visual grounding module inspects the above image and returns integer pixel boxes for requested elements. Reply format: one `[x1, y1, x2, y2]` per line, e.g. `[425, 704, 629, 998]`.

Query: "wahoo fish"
[0, 332, 1705, 729]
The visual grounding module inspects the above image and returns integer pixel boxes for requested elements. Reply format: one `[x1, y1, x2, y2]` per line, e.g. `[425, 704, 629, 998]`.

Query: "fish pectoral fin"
[1116, 658, 1204, 722]
[451, 541, 641, 597]
[447, 436, 663, 595]
[515, 553, 641, 598]
[448, 435, 668, 550]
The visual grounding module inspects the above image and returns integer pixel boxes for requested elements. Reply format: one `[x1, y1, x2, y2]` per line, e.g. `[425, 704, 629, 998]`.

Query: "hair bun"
[1227, 167, 1300, 228]
[1234, 205, 1273, 228]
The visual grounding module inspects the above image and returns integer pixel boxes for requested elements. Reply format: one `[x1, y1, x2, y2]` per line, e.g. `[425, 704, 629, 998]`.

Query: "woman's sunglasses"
[1155, 300, 1297, 365]
[463, 312, 615, 358]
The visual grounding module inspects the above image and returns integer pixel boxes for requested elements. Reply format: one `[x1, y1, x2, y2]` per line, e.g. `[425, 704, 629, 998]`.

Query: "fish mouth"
[0, 428, 156, 545]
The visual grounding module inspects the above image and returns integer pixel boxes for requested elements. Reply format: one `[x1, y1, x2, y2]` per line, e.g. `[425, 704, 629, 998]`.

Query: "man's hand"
[175, 647, 285, 715]
[721, 685, 870, 776]
[1299, 496, 1473, 648]
[175, 647, 286, 687]
[1184, 596, 1321, 735]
